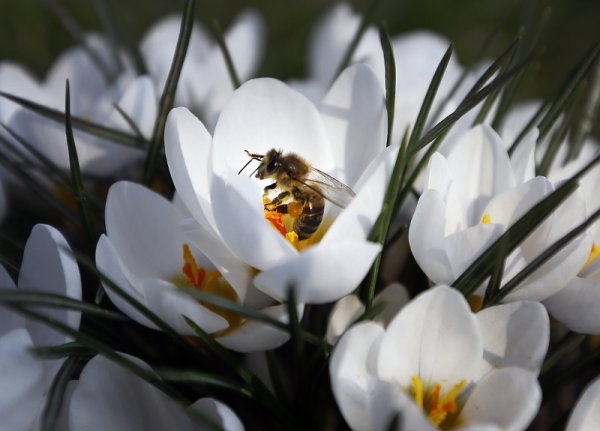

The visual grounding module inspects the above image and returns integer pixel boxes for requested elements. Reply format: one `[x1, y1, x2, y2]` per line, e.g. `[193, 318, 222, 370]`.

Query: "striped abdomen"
[294, 194, 325, 240]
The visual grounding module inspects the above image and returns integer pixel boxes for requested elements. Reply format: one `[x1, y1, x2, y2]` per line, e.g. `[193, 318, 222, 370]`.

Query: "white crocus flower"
[97, 180, 291, 352]
[1, 34, 152, 177]
[330, 286, 548, 431]
[0, 224, 81, 430]
[565, 375, 600, 431]
[140, 10, 264, 130]
[409, 124, 592, 302]
[541, 138, 600, 333]
[166, 63, 396, 305]
[69, 354, 243, 431]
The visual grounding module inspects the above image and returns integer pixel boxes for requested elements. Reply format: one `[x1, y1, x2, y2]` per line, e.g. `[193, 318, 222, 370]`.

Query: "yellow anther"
[582, 242, 600, 270]
[411, 375, 424, 409]
[409, 375, 466, 428]
[481, 213, 491, 224]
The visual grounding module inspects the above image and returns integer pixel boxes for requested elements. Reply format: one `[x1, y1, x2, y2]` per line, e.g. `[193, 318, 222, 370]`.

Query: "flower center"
[263, 195, 330, 251]
[173, 244, 243, 335]
[409, 375, 467, 429]
[481, 213, 491, 224]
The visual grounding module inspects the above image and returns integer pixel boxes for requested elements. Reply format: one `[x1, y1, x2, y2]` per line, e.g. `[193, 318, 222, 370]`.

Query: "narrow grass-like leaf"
[487, 205, 600, 306]
[540, 332, 586, 375]
[537, 94, 580, 176]
[113, 103, 145, 139]
[143, 0, 195, 186]
[363, 140, 407, 310]
[154, 368, 253, 397]
[537, 42, 600, 143]
[65, 80, 96, 248]
[40, 355, 84, 431]
[0, 92, 145, 147]
[482, 245, 506, 307]
[454, 151, 600, 296]
[266, 350, 288, 402]
[41, 0, 115, 81]
[0, 290, 127, 320]
[89, 0, 125, 74]
[378, 25, 396, 147]
[211, 20, 241, 88]
[407, 44, 453, 151]
[332, 0, 383, 81]
[568, 58, 600, 161]
[33, 342, 92, 359]
[287, 287, 303, 362]
[409, 47, 531, 156]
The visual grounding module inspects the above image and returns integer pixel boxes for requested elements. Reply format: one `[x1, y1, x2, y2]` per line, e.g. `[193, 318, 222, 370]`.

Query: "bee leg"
[264, 183, 278, 192]
[264, 191, 290, 211]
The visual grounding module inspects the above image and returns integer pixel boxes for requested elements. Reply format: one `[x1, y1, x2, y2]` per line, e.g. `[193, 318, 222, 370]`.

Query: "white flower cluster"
[0, 2, 598, 430]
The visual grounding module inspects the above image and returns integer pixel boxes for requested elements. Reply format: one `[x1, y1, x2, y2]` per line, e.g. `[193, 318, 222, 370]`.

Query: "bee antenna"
[238, 150, 263, 175]
[237, 158, 255, 175]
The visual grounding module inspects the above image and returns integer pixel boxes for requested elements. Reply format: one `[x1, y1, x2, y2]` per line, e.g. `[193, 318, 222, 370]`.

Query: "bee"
[238, 149, 356, 240]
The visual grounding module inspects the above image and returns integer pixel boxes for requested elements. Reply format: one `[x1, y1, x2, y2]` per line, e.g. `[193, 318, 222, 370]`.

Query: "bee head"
[256, 149, 281, 179]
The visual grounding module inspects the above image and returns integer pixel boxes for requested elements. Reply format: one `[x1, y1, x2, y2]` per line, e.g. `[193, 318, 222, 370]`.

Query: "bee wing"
[293, 167, 356, 208]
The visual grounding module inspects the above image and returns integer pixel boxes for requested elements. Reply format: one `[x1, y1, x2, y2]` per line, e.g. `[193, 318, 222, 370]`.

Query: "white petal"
[324, 144, 398, 244]
[95, 235, 158, 329]
[372, 283, 410, 327]
[18, 224, 81, 348]
[190, 398, 244, 431]
[141, 279, 228, 336]
[475, 301, 549, 378]
[216, 303, 294, 353]
[69, 354, 198, 431]
[544, 276, 600, 334]
[308, 3, 380, 85]
[446, 125, 516, 225]
[319, 63, 386, 186]
[409, 190, 455, 284]
[211, 78, 334, 179]
[102, 75, 158, 139]
[164, 107, 217, 232]
[326, 295, 365, 345]
[461, 368, 541, 431]
[0, 62, 45, 122]
[254, 239, 381, 304]
[377, 286, 482, 389]
[0, 329, 45, 431]
[566, 376, 600, 431]
[104, 181, 187, 282]
[330, 321, 385, 431]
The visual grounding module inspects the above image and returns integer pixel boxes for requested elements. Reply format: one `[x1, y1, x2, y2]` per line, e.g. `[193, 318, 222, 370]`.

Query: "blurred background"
[1, 0, 599, 102]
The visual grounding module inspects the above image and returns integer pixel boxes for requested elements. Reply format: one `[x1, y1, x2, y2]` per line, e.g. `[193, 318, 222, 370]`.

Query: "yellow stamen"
[175, 244, 243, 335]
[481, 213, 491, 224]
[409, 375, 467, 428]
[411, 375, 424, 409]
[582, 242, 600, 270]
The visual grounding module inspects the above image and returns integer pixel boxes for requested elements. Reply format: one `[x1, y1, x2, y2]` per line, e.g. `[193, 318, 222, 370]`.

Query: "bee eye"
[267, 158, 279, 172]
